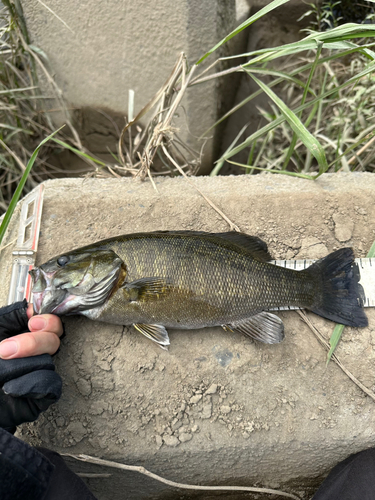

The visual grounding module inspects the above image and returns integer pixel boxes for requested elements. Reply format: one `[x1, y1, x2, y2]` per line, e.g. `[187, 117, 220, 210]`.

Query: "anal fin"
[134, 323, 170, 350]
[223, 312, 284, 344]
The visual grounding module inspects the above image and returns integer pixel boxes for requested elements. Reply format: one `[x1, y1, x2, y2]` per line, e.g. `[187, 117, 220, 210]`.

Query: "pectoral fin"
[223, 312, 284, 344]
[134, 323, 170, 350]
[122, 277, 171, 302]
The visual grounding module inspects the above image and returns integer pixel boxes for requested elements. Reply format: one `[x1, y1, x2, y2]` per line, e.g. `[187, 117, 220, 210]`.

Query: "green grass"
[0, 127, 63, 246]
[193, 0, 375, 178]
[2, 0, 375, 215]
[0, 0, 106, 216]
[193, 0, 375, 357]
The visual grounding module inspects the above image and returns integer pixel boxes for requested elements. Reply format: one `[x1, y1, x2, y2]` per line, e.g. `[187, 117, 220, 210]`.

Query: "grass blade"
[210, 123, 249, 176]
[326, 325, 345, 365]
[0, 126, 64, 246]
[200, 70, 311, 137]
[52, 138, 107, 166]
[226, 160, 315, 179]
[223, 24, 375, 65]
[196, 0, 291, 65]
[201, 43, 375, 136]
[248, 73, 329, 175]
[283, 41, 323, 170]
[367, 240, 375, 259]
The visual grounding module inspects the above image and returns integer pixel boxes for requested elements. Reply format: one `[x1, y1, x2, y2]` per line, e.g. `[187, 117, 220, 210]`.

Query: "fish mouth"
[30, 266, 68, 314]
[30, 264, 122, 316]
[32, 291, 45, 314]
[33, 287, 68, 315]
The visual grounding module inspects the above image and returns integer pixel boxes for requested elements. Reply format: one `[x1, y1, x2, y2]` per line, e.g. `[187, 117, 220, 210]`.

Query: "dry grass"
[0, 1, 93, 214]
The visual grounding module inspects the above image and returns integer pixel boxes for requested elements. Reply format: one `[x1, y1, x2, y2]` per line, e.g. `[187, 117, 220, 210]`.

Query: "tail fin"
[304, 248, 368, 327]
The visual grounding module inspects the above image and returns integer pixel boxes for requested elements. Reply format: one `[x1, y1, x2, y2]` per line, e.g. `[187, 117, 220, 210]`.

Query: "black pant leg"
[313, 447, 375, 500]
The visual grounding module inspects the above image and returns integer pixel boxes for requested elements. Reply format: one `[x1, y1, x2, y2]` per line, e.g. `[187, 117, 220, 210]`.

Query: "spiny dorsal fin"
[223, 312, 284, 344]
[122, 277, 171, 301]
[134, 324, 170, 350]
[214, 232, 272, 262]
[147, 231, 271, 261]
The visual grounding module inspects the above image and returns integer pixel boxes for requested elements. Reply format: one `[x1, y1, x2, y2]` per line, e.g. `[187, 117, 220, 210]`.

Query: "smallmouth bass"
[30, 231, 368, 348]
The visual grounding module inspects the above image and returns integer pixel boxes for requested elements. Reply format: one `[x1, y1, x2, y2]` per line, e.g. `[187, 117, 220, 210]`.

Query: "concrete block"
[1, 173, 375, 499]
[21, 0, 236, 172]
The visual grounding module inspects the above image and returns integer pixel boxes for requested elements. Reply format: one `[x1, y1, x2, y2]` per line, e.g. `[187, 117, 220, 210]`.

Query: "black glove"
[0, 300, 62, 433]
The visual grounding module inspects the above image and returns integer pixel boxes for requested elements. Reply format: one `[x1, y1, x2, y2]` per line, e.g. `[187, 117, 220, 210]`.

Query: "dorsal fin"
[214, 232, 272, 262]
[147, 230, 272, 262]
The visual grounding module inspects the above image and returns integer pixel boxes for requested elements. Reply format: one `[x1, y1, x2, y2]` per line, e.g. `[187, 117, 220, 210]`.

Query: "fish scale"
[85, 233, 321, 327]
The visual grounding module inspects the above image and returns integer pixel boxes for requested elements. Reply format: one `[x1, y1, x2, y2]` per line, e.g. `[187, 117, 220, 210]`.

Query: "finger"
[3, 370, 62, 400]
[0, 354, 55, 383]
[27, 303, 34, 319]
[28, 314, 64, 338]
[0, 330, 61, 359]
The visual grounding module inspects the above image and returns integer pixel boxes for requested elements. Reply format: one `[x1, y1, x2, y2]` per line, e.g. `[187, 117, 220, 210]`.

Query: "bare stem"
[64, 453, 301, 500]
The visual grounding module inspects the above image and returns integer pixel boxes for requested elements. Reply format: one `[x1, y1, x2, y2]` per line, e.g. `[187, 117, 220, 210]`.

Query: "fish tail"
[304, 248, 368, 327]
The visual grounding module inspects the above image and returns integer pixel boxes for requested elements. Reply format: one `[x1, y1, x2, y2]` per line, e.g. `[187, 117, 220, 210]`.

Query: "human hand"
[0, 301, 62, 359]
[0, 300, 63, 433]
[0, 302, 62, 359]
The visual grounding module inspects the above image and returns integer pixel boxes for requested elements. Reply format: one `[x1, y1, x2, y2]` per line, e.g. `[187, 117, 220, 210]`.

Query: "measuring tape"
[8, 184, 44, 304]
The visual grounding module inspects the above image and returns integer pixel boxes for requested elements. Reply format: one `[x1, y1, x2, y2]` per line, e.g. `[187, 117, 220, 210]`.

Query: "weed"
[192, 1, 375, 178]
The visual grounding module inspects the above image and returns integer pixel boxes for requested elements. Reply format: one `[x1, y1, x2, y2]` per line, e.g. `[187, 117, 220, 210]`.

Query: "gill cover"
[30, 249, 125, 315]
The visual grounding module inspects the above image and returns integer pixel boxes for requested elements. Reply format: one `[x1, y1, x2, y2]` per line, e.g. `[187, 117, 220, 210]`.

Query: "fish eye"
[57, 255, 70, 267]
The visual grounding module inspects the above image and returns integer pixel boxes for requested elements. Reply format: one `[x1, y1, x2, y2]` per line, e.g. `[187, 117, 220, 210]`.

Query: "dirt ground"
[0, 173, 374, 500]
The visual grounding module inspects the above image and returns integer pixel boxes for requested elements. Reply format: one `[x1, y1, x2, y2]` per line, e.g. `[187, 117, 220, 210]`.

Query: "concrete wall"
[21, 0, 236, 171]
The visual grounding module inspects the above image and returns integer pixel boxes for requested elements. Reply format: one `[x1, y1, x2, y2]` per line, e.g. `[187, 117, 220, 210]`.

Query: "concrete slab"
[1, 173, 375, 499]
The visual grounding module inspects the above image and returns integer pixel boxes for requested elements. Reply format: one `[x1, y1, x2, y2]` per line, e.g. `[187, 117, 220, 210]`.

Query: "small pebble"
[205, 384, 218, 395]
[179, 432, 192, 443]
[190, 394, 202, 404]
[163, 435, 180, 447]
[172, 421, 183, 432]
[220, 405, 231, 415]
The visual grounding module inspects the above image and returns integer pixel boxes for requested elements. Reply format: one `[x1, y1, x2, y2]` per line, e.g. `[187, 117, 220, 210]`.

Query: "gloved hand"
[0, 300, 62, 433]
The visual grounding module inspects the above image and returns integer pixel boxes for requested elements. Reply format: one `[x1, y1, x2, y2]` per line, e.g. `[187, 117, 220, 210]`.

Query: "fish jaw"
[31, 267, 68, 314]
[36, 288, 69, 314]
[32, 290, 44, 314]
[34, 286, 101, 316]
[31, 260, 124, 316]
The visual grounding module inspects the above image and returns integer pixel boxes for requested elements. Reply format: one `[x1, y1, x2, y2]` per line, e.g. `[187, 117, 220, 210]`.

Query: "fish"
[29, 231, 368, 349]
